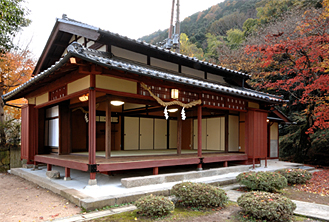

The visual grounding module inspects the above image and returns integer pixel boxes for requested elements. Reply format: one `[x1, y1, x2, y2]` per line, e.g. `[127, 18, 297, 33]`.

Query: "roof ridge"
[57, 15, 250, 78]
[3, 42, 287, 103]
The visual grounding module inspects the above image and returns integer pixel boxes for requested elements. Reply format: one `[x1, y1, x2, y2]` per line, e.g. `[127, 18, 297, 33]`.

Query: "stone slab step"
[121, 165, 250, 188]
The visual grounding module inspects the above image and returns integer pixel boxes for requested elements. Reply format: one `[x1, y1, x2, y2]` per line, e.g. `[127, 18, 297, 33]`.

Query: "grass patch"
[90, 206, 220, 222]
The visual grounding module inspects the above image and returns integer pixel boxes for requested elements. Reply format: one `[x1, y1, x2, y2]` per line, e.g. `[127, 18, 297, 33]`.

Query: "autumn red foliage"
[295, 169, 329, 196]
[245, 9, 329, 134]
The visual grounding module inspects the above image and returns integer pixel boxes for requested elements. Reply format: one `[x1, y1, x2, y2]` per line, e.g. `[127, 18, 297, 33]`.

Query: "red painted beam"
[35, 89, 89, 109]
[202, 154, 247, 164]
[34, 155, 89, 171]
[97, 158, 200, 172]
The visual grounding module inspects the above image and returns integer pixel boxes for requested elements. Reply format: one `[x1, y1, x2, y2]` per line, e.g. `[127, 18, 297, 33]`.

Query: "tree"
[179, 33, 204, 60]
[226, 28, 244, 48]
[0, 0, 31, 145]
[0, 0, 30, 54]
[245, 7, 329, 163]
[204, 33, 223, 63]
[0, 46, 35, 145]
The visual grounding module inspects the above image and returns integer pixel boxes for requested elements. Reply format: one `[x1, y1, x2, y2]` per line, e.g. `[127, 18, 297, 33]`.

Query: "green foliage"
[276, 168, 312, 184]
[139, 0, 262, 52]
[0, 0, 30, 54]
[204, 33, 222, 62]
[237, 191, 296, 222]
[226, 28, 244, 48]
[171, 182, 228, 208]
[209, 11, 247, 36]
[179, 33, 204, 59]
[242, 18, 258, 36]
[135, 194, 174, 218]
[236, 171, 288, 192]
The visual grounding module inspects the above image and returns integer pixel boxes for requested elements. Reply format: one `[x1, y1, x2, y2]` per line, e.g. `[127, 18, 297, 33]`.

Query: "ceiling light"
[111, 101, 124, 106]
[168, 108, 178, 113]
[79, 94, 89, 102]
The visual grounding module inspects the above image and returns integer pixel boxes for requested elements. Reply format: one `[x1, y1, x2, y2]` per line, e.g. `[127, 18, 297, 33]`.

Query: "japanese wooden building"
[3, 15, 288, 185]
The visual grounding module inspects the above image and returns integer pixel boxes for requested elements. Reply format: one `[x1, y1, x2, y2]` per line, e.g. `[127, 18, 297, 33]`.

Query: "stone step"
[121, 165, 250, 188]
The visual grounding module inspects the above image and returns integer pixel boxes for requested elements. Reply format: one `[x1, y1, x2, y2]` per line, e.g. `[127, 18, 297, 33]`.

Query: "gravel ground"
[0, 173, 81, 222]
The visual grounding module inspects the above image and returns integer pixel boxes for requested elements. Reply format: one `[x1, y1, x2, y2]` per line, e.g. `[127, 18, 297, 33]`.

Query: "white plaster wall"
[207, 73, 225, 83]
[150, 57, 178, 72]
[111, 46, 147, 64]
[182, 66, 204, 78]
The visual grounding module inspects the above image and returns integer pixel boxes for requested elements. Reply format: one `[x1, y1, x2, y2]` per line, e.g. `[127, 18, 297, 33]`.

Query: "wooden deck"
[35, 151, 248, 172]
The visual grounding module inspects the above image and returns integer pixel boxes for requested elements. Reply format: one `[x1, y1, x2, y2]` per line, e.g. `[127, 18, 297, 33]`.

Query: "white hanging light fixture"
[168, 108, 178, 113]
[110, 101, 124, 106]
[79, 94, 89, 102]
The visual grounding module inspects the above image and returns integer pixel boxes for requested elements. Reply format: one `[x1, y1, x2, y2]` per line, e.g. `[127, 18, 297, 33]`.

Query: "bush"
[276, 168, 312, 184]
[236, 171, 287, 192]
[238, 191, 296, 222]
[135, 194, 174, 218]
[171, 182, 228, 208]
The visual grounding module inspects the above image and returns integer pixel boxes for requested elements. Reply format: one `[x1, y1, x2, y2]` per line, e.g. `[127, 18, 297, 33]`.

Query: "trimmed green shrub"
[135, 194, 174, 218]
[236, 171, 287, 192]
[171, 182, 228, 208]
[238, 191, 296, 222]
[276, 168, 312, 184]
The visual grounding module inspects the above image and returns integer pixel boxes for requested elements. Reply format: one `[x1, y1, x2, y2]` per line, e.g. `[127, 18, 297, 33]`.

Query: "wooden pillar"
[105, 96, 111, 159]
[225, 113, 229, 153]
[153, 167, 158, 175]
[88, 74, 97, 185]
[177, 108, 182, 155]
[224, 161, 228, 167]
[197, 105, 202, 157]
[47, 164, 52, 171]
[64, 167, 71, 181]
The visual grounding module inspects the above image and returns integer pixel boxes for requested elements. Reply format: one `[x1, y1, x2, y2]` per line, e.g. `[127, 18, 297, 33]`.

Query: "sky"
[15, 0, 224, 59]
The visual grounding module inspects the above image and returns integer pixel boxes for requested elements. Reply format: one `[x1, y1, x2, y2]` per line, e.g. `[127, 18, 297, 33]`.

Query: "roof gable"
[4, 42, 287, 104]
[34, 15, 250, 84]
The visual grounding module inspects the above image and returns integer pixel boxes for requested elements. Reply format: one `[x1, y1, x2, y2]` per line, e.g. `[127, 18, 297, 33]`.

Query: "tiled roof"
[3, 42, 287, 103]
[58, 16, 251, 78]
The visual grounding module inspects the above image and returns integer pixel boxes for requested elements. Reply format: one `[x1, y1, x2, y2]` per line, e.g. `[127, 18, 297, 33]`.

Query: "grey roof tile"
[3, 42, 287, 103]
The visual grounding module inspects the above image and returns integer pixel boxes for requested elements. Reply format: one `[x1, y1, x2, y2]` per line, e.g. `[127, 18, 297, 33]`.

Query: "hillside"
[139, 0, 263, 49]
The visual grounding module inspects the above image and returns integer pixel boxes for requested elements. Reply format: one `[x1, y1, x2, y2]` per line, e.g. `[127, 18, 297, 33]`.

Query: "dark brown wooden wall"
[59, 101, 71, 154]
[245, 109, 268, 159]
[21, 105, 37, 163]
[71, 109, 88, 152]
[182, 119, 192, 150]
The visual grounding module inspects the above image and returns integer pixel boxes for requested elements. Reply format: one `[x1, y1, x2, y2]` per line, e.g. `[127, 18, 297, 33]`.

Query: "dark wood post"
[47, 164, 52, 171]
[64, 167, 71, 181]
[88, 74, 97, 185]
[177, 108, 182, 155]
[197, 105, 202, 158]
[153, 167, 159, 175]
[105, 96, 111, 159]
[197, 105, 203, 170]
[225, 112, 229, 153]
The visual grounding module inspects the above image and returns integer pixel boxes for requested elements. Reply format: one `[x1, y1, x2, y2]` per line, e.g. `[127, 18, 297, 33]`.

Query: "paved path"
[52, 186, 329, 222]
[11, 160, 328, 221]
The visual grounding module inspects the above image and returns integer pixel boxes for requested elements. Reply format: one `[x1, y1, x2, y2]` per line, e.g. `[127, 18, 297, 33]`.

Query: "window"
[45, 106, 59, 151]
